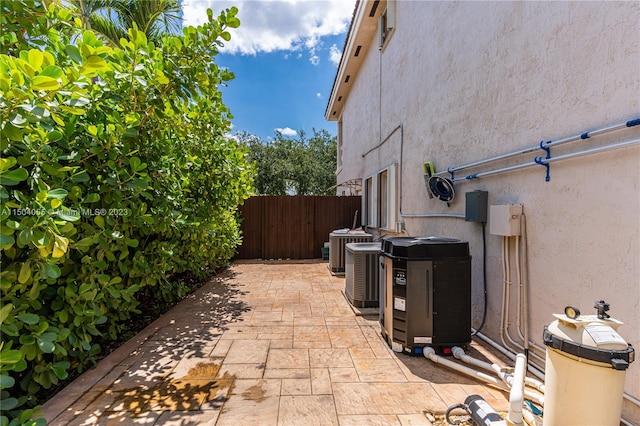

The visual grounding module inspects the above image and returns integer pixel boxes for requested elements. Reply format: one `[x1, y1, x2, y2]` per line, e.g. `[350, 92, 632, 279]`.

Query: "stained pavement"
[41, 260, 509, 425]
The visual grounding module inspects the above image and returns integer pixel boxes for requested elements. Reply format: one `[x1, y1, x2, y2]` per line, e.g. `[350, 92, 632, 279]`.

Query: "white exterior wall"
[335, 0, 640, 414]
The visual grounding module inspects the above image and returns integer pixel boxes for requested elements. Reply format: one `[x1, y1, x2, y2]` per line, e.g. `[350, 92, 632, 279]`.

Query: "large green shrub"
[0, 1, 252, 424]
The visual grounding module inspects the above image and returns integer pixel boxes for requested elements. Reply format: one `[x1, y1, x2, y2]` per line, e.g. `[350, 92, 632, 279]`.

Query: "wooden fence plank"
[236, 195, 361, 259]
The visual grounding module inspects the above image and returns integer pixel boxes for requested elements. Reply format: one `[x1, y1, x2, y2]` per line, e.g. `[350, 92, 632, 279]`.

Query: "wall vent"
[369, 0, 380, 17]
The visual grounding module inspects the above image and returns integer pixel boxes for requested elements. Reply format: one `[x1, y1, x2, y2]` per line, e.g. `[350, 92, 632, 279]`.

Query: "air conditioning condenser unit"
[329, 231, 373, 275]
[345, 242, 381, 308]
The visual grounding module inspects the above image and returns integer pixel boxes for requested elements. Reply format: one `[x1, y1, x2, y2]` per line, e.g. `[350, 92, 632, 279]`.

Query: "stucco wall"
[337, 0, 640, 411]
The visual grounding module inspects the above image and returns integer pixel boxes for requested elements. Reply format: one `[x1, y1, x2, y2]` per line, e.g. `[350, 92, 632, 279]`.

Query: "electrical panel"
[489, 204, 523, 236]
[465, 190, 488, 222]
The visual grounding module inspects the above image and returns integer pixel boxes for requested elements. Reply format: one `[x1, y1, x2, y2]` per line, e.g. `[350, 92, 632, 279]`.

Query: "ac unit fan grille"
[329, 234, 373, 274]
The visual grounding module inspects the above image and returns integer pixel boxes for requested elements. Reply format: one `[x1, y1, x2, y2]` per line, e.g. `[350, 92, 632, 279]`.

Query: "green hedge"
[0, 2, 252, 424]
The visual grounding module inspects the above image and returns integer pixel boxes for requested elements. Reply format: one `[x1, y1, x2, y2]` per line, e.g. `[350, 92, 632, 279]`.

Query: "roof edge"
[324, 0, 365, 121]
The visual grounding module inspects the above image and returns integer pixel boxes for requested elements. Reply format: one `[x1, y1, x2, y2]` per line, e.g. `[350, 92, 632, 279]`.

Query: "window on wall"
[337, 120, 343, 172]
[379, 169, 388, 229]
[378, 0, 396, 50]
[364, 176, 376, 227]
[362, 164, 397, 230]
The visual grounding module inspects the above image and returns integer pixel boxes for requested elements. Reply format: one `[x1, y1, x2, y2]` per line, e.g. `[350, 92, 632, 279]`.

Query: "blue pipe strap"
[447, 167, 455, 181]
[465, 173, 478, 180]
[534, 156, 551, 182]
[580, 132, 590, 139]
[626, 118, 640, 127]
[539, 140, 551, 159]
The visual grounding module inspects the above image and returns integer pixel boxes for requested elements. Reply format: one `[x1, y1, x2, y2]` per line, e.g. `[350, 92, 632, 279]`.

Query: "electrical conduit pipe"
[519, 214, 547, 360]
[433, 117, 640, 179]
[502, 236, 546, 370]
[513, 234, 547, 368]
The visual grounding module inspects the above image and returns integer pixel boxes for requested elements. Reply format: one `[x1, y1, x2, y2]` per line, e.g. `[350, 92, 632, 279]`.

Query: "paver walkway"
[41, 260, 509, 425]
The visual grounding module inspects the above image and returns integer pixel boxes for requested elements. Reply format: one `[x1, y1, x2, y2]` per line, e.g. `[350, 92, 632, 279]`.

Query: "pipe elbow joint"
[451, 346, 465, 360]
[423, 346, 436, 359]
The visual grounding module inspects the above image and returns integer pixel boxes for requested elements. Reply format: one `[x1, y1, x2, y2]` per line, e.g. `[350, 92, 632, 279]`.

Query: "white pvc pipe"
[623, 392, 640, 407]
[523, 407, 538, 426]
[502, 236, 546, 369]
[452, 346, 498, 373]
[501, 237, 525, 354]
[401, 213, 465, 218]
[525, 377, 545, 394]
[472, 331, 546, 382]
[423, 347, 508, 391]
[515, 234, 526, 346]
[508, 353, 527, 425]
[454, 350, 544, 407]
[453, 346, 545, 394]
[519, 215, 549, 360]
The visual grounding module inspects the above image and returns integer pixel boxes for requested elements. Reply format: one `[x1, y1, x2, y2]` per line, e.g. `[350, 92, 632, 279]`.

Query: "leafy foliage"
[66, 0, 183, 46]
[0, 1, 252, 424]
[241, 129, 337, 195]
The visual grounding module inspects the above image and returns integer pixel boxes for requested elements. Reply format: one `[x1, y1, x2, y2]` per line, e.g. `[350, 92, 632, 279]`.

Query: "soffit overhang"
[325, 0, 386, 121]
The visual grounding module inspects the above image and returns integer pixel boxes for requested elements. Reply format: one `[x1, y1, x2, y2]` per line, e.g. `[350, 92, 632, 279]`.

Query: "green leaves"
[0, 158, 29, 185]
[64, 45, 82, 63]
[16, 313, 39, 325]
[1, 1, 252, 424]
[81, 55, 108, 73]
[31, 75, 60, 91]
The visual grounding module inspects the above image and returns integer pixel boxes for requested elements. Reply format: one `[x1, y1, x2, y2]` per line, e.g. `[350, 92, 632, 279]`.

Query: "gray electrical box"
[465, 190, 488, 222]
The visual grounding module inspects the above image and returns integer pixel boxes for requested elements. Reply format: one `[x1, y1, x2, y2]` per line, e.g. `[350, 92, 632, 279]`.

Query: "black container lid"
[382, 236, 470, 259]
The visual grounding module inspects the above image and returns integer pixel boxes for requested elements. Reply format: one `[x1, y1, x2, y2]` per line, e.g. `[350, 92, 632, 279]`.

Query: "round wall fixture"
[428, 176, 456, 203]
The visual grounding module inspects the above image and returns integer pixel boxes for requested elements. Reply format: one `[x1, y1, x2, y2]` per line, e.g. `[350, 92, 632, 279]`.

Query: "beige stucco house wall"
[326, 0, 640, 419]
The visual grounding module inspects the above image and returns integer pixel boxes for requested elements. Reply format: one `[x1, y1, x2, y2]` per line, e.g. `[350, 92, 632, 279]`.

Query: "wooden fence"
[236, 195, 362, 259]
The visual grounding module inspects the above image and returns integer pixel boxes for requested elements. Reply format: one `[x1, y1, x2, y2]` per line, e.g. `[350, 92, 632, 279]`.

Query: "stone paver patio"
[41, 260, 509, 425]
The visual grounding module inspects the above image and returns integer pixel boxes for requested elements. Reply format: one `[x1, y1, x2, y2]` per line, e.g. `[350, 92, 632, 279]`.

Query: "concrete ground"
[40, 260, 510, 425]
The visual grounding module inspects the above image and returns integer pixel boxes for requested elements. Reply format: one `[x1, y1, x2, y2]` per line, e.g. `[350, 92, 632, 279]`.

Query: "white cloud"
[329, 44, 341, 66]
[182, 0, 355, 56]
[275, 127, 298, 136]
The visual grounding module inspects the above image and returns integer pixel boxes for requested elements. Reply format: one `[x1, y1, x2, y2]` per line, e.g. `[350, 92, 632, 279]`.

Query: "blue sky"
[182, 0, 356, 140]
